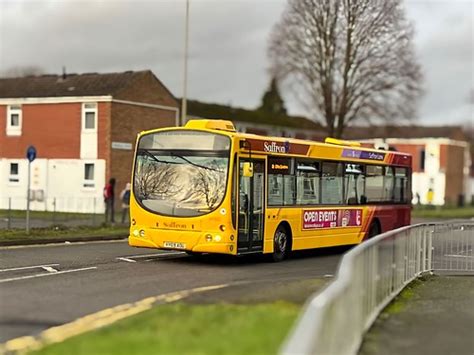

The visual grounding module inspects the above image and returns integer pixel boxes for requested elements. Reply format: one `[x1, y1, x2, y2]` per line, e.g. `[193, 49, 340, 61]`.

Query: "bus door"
[237, 159, 265, 252]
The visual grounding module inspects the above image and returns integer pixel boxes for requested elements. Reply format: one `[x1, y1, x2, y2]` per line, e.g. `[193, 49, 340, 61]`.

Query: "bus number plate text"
[163, 241, 186, 249]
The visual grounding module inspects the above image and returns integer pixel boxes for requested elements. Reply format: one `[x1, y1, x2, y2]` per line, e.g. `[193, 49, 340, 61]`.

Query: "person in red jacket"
[104, 178, 116, 223]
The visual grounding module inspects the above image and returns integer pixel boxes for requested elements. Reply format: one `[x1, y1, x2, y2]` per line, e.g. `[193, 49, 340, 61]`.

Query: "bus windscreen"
[133, 131, 230, 217]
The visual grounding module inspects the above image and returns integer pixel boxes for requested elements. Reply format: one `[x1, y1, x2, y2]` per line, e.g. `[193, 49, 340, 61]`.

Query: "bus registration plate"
[163, 241, 186, 249]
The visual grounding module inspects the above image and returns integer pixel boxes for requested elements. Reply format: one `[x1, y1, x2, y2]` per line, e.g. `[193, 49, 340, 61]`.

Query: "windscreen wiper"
[138, 149, 182, 165]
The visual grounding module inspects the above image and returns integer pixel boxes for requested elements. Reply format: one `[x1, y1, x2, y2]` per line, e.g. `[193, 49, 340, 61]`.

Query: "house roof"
[0, 70, 158, 98]
[184, 99, 324, 131]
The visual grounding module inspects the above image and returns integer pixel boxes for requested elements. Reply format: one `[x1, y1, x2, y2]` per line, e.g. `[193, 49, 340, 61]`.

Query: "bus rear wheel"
[368, 221, 381, 239]
[272, 225, 290, 262]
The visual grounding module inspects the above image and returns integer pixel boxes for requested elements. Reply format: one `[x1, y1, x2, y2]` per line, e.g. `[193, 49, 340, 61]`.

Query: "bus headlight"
[214, 235, 222, 242]
[219, 225, 226, 232]
[139, 229, 146, 237]
[133, 230, 139, 237]
[205, 234, 212, 242]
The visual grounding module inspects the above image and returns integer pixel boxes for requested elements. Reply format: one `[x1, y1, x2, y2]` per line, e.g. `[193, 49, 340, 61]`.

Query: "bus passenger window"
[394, 168, 408, 203]
[344, 164, 365, 204]
[296, 161, 320, 205]
[268, 157, 293, 206]
[268, 174, 283, 205]
[321, 162, 343, 204]
[384, 167, 395, 202]
[366, 165, 384, 202]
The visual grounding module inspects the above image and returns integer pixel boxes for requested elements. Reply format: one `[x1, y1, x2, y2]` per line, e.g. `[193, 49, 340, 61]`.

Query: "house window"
[9, 163, 19, 183]
[84, 163, 95, 188]
[6, 105, 22, 136]
[420, 149, 425, 171]
[82, 103, 97, 131]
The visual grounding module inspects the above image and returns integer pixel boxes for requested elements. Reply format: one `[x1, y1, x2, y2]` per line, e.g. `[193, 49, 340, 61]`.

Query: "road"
[0, 240, 344, 343]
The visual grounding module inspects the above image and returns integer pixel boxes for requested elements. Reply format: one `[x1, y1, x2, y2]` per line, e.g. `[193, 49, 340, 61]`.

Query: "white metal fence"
[0, 196, 105, 214]
[0, 196, 126, 229]
[281, 221, 474, 355]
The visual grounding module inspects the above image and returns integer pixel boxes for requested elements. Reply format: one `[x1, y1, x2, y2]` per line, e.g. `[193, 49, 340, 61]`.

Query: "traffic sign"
[26, 145, 37, 162]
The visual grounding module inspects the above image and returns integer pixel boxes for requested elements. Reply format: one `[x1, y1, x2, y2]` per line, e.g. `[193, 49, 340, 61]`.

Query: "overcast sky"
[0, 0, 472, 126]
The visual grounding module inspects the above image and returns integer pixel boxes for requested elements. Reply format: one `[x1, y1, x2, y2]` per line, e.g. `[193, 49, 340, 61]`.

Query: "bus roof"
[139, 119, 412, 167]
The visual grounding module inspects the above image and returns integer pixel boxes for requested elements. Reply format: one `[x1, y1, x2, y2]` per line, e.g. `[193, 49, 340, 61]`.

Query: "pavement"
[359, 275, 474, 355]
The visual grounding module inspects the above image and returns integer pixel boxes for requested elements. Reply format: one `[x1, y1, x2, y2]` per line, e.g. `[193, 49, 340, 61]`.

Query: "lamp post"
[181, 0, 190, 126]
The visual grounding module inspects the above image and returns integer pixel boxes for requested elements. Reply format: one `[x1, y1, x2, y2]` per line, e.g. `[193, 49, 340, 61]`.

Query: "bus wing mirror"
[242, 162, 254, 177]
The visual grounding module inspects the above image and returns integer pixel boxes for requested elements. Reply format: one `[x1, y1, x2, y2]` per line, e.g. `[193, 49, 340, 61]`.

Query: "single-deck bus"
[129, 119, 411, 261]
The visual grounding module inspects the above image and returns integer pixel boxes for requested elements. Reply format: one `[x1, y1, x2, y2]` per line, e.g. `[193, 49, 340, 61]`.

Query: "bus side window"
[344, 164, 365, 205]
[321, 162, 343, 204]
[365, 165, 384, 203]
[394, 168, 408, 203]
[296, 161, 320, 205]
[268, 174, 283, 206]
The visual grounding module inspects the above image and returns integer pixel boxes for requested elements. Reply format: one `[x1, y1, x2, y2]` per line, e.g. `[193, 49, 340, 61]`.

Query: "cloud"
[0, 0, 472, 125]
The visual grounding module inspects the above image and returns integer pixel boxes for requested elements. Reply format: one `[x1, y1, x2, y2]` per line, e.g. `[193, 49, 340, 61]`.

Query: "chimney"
[62, 66, 67, 80]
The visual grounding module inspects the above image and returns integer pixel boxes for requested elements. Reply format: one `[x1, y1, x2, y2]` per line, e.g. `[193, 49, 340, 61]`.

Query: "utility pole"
[181, 0, 190, 126]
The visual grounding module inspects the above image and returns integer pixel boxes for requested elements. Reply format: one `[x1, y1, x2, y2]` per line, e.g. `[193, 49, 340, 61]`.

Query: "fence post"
[7, 197, 12, 230]
[92, 197, 96, 226]
[427, 229, 433, 272]
[52, 197, 56, 225]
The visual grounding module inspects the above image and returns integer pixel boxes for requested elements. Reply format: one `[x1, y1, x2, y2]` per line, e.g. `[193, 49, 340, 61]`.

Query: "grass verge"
[412, 206, 474, 219]
[0, 225, 128, 244]
[32, 302, 300, 355]
[381, 277, 426, 316]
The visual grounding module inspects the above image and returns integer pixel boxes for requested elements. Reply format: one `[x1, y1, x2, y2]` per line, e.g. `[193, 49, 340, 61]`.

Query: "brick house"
[346, 126, 472, 206]
[0, 70, 178, 213]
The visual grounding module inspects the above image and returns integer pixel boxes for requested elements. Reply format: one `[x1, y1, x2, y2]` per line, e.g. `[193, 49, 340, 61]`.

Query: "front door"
[238, 159, 265, 252]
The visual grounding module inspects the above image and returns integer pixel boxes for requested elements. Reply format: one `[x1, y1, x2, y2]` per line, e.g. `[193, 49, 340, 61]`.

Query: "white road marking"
[0, 264, 60, 273]
[0, 267, 97, 283]
[0, 239, 127, 250]
[118, 252, 184, 259]
[116, 251, 185, 262]
[42, 266, 59, 273]
[116, 257, 137, 263]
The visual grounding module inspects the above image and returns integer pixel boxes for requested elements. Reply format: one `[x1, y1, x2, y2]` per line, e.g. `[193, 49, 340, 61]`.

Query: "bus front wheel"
[272, 225, 290, 262]
[185, 251, 203, 257]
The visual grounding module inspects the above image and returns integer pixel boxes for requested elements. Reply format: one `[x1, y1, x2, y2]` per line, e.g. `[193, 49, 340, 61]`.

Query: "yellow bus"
[129, 119, 411, 261]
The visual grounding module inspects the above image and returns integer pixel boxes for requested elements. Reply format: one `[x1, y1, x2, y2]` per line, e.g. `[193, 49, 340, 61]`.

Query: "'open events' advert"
[302, 209, 363, 229]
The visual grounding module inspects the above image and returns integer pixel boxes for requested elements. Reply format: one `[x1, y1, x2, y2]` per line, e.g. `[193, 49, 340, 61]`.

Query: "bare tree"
[178, 163, 226, 210]
[134, 162, 178, 200]
[192, 167, 226, 210]
[269, 0, 423, 138]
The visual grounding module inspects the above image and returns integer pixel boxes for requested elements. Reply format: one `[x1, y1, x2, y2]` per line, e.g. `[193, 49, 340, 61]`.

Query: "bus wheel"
[185, 251, 202, 257]
[368, 222, 380, 239]
[272, 225, 290, 262]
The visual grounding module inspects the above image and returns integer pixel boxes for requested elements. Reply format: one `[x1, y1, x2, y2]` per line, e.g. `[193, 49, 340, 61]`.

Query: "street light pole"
[181, 0, 190, 126]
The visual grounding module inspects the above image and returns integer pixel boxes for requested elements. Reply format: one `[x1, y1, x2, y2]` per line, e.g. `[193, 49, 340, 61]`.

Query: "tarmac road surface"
[0, 240, 345, 343]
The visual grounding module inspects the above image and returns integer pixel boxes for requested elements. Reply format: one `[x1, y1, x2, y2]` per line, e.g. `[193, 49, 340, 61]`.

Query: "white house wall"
[0, 158, 106, 213]
[412, 171, 446, 205]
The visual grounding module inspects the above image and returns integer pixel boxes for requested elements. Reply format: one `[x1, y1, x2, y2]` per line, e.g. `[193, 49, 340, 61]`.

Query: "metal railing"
[0, 196, 129, 229]
[281, 221, 474, 355]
